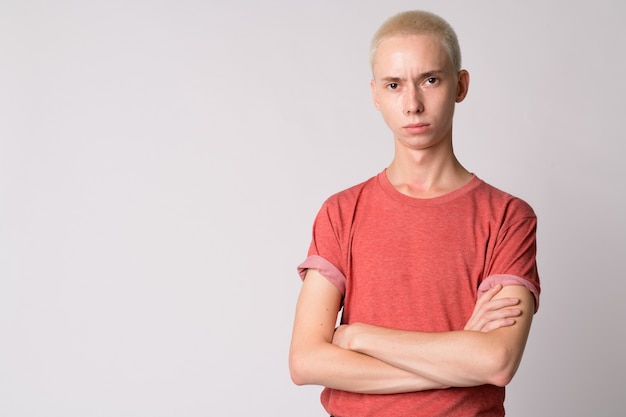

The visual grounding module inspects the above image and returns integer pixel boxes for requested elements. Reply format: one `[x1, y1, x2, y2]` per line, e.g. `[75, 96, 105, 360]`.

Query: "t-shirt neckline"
[377, 169, 482, 206]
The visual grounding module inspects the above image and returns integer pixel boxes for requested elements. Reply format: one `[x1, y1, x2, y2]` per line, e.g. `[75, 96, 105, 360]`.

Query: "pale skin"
[289, 34, 535, 393]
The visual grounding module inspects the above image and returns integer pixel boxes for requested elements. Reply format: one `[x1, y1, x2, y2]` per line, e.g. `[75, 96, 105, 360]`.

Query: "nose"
[403, 84, 423, 115]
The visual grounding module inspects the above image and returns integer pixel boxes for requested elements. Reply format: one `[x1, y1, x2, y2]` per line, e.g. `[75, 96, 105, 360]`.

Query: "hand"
[464, 284, 521, 332]
[332, 323, 370, 350]
[332, 324, 354, 350]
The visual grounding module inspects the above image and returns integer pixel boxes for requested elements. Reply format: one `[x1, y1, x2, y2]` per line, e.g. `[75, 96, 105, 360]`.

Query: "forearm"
[290, 269, 448, 393]
[348, 327, 508, 387]
[342, 286, 534, 388]
[290, 338, 448, 394]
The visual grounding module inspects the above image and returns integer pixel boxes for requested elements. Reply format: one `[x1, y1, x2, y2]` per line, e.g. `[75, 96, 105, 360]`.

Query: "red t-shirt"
[298, 170, 540, 417]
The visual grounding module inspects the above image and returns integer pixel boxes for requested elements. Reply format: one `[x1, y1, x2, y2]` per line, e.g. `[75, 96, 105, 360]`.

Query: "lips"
[403, 123, 430, 134]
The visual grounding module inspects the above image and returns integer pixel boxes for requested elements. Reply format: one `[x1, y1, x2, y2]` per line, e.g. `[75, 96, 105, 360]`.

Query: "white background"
[1, 1, 625, 416]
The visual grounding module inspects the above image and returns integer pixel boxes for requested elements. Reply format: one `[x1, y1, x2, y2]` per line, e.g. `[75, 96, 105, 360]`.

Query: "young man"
[289, 10, 540, 417]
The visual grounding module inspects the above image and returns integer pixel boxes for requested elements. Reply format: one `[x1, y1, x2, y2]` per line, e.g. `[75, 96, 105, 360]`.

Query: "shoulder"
[321, 173, 379, 210]
[312, 173, 380, 232]
[472, 178, 536, 221]
[309, 174, 380, 249]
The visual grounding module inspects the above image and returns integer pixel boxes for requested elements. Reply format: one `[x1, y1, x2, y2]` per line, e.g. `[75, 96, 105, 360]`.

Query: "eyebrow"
[380, 76, 404, 83]
[379, 70, 446, 83]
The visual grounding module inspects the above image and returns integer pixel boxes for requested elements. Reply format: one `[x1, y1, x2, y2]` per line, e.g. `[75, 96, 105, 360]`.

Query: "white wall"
[1, 1, 624, 416]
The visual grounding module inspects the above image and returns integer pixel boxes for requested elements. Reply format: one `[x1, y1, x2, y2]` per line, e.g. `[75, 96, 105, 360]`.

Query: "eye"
[425, 77, 438, 85]
[387, 82, 399, 90]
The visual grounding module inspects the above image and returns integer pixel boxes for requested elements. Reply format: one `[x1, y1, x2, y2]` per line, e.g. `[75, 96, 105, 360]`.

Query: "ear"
[370, 79, 381, 110]
[455, 69, 470, 103]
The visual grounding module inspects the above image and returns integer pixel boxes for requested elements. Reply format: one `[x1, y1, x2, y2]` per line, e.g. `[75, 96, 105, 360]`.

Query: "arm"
[333, 285, 535, 387]
[289, 269, 449, 394]
[289, 270, 521, 393]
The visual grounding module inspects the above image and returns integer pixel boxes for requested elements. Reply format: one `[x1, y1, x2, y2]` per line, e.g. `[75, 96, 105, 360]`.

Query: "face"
[371, 34, 469, 152]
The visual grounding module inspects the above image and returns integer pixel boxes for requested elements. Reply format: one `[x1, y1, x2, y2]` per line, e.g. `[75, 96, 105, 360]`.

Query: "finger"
[477, 284, 503, 302]
[484, 307, 522, 321]
[465, 306, 521, 332]
[480, 318, 516, 333]
[474, 284, 507, 310]
[484, 297, 520, 310]
[470, 297, 519, 324]
[478, 308, 522, 331]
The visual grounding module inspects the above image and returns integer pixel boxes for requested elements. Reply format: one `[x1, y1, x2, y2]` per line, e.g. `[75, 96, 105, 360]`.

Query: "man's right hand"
[464, 284, 521, 332]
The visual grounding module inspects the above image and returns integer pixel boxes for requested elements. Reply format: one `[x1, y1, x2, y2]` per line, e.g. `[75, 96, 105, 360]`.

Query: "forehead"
[372, 34, 453, 75]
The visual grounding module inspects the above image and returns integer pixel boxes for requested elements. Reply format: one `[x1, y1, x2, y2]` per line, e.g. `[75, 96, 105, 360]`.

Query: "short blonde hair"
[370, 10, 462, 71]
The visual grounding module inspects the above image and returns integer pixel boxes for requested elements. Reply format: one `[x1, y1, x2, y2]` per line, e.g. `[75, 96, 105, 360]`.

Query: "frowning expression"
[371, 34, 469, 152]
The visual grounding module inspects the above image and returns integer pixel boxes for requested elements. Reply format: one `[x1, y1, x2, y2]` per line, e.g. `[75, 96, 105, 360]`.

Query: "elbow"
[288, 349, 312, 386]
[289, 359, 305, 386]
[483, 346, 521, 387]
[487, 369, 515, 388]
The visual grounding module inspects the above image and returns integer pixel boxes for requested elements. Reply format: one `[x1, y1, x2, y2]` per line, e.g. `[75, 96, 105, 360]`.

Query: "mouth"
[403, 123, 430, 134]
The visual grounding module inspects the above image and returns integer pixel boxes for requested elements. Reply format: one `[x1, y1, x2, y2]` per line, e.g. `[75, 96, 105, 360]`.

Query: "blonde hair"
[370, 10, 462, 71]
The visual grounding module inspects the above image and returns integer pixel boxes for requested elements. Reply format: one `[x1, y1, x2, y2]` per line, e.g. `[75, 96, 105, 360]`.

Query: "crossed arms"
[289, 268, 535, 394]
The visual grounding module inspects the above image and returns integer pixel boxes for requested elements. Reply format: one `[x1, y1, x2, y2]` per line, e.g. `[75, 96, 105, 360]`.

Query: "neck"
[386, 145, 472, 198]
